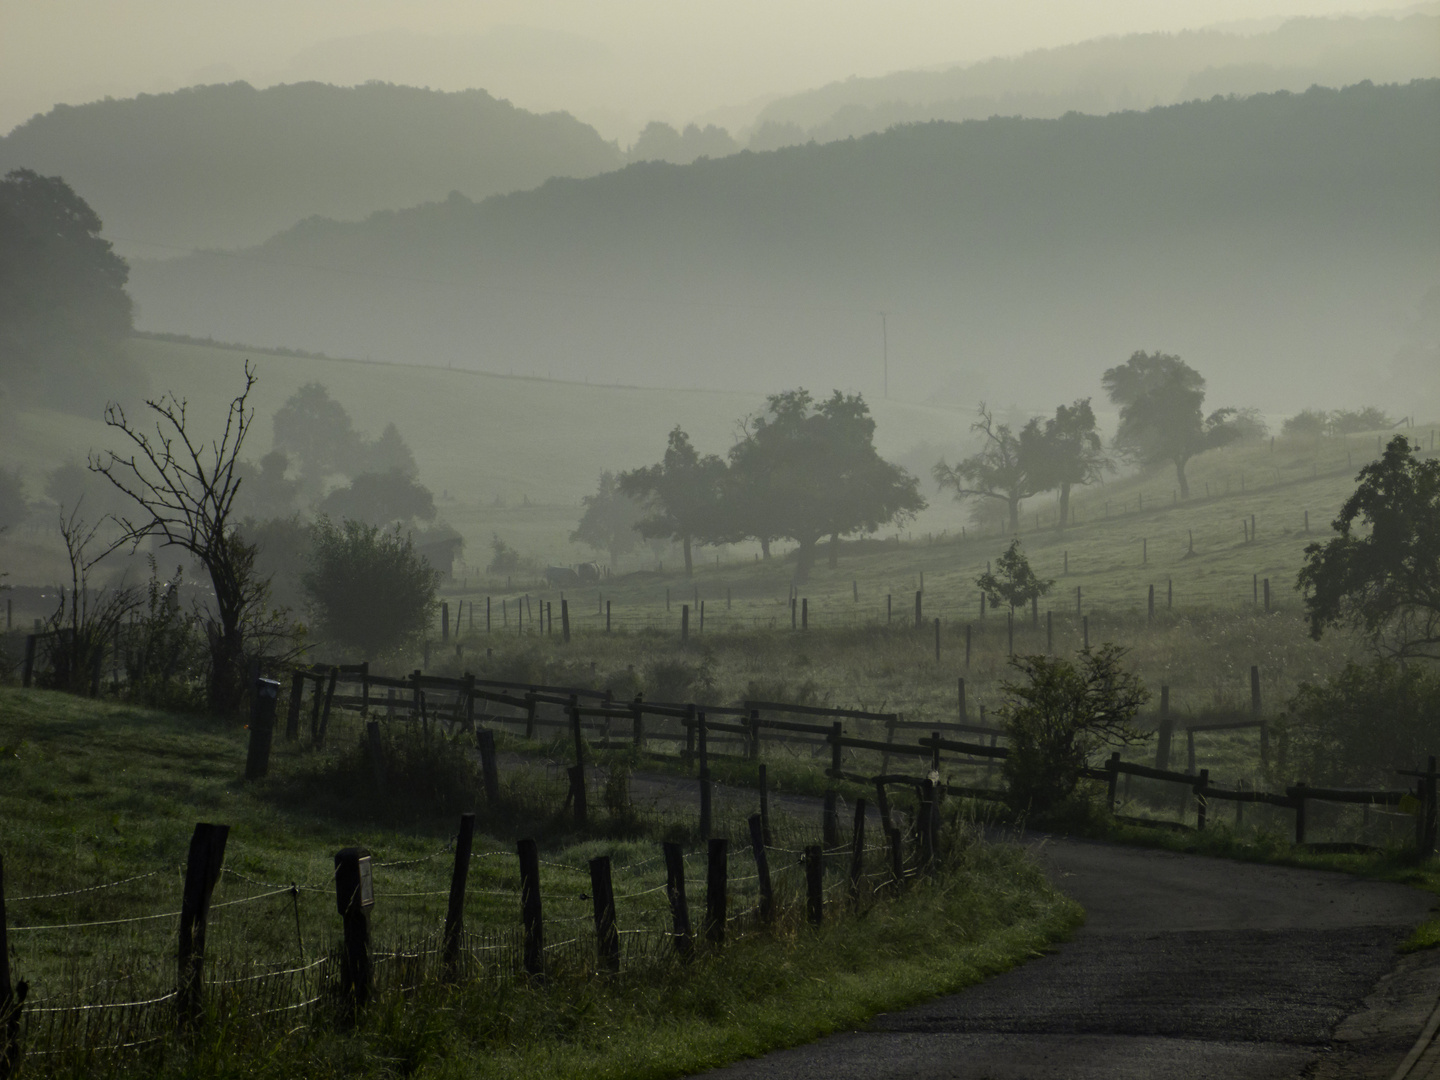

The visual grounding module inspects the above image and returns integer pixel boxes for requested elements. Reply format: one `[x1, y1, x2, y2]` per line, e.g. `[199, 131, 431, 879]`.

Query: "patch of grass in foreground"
[0, 687, 1079, 1078]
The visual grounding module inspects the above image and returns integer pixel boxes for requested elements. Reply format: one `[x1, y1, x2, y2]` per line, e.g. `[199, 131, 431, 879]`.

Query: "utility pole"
[880, 311, 889, 400]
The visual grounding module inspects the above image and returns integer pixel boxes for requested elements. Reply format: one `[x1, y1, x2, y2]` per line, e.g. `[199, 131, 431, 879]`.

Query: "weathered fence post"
[1293, 784, 1308, 845]
[333, 846, 374, 1014]
[589, 855, 620, 973]
[914, 590, 922, 629]
[243, 676, 281, 780]
[663, 841, 693, 958]
[823, 790, 839, 849]
[0, 854, 21, 1080]
[569, 697, 587, 827]
[805, 846, 824, 926]
[517, 838, 544, 980]
[476, 729, 500, 803]
[177, 822, 230, 1028]
[848, 797, 867, 908]
[704, 838, 727, 945]
[561, 599, 571, 643]
[698, 710, 712, 839]
[443, 813, 475, 979]
[748, 814, 774, 925]
[802, 598, 808, 630]
[1195, 769, 1210, 830]
[681, 604, 689, 644]
[759, 763, 773, 846]
[1155, 686, 1172, 771]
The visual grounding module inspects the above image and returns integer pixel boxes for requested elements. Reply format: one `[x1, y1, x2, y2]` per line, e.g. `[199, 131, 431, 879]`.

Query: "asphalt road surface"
[696, 836, 1440, 1080]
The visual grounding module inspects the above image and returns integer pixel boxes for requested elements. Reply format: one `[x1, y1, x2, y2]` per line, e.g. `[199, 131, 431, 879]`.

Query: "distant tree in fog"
[1328, 406, 1395, 435]
[303, 517, 439, 659]
[1282, 410, 1329, 439]
[726, 390, 924, 583]
[359, 422, 419, 478]
[0, 169, 136, 412]
[271, 383, 361, 492]
[619, 427, 728, 578]
[933, 404, 1039, 533]
[571, 471, 645, 568]
[1023, 399, 1110, 530]
[1102, 351, 1246, 500]
[629, 121, 740, 164]
[233, 450, 300, 520]
[0, 467, 28, 530]
[318, 470, 436, 528]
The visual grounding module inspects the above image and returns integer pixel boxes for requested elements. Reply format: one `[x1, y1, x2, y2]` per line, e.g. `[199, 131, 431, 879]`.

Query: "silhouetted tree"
[933, 404, 1039, 533]
[317, 469, 436, 528]
[619, 427, 728, 577]
[976, 540, 1053, 612]
[1297, 435, 1440, 661]
[89, 364, 269, 713]
[571, 471, 645, 567]
[270, 382, 361, 494]
[1025, 399, 1109, 530]
[233, 450, 300, 520]
[0, 169, 135, 410]
[1102, 351, 1243, 500]
[728, 390, 924, 582]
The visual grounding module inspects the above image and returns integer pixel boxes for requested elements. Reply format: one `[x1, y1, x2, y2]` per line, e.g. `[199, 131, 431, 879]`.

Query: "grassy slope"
[0, 687, 1078, 1079]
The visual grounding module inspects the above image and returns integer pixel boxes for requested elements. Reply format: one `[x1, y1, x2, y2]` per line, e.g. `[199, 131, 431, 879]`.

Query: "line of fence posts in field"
[0, 781, 934, 1061]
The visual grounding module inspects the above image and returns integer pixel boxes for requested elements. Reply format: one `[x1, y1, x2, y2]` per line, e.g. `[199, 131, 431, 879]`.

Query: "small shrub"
[999, 644, 1150, 814]
[644, 655, 715, 702]
[1281, 659, 1440, 786]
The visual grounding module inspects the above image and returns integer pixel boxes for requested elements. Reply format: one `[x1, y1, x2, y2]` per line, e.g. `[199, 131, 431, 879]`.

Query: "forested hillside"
[127, 81, 1440, 414]
[0, 81, 623, 257]
[747, 13, 1440, 146]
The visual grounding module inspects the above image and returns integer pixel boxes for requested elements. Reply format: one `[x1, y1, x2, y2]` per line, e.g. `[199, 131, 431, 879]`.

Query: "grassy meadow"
[0, 687, 1078, 1079]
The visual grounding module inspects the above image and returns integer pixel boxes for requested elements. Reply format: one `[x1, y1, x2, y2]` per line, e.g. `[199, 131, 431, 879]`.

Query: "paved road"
[696, 836, 1440, 1080]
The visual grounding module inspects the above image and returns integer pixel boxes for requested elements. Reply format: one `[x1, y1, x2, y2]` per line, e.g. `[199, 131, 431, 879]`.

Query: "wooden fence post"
[476, 729, 500, 804]
[1155, 686, 1172, 771]
[569, 697, 587, 827]
[914, 590, 922, 629]
[698, 711, 712, 839]
[333, 846, 374, 1014]
[443, 813, 475, 978]
[663, 842, 693, 958]
[748, 814, 774, 925]
[805, 845, 824, 926]
[1293, 784, 1307, 845]
[177, 822, 230, 1028]
[589, 856, 620, 973]
[244, 678, 280, 781]
[681, 604, 689, 644]
[1195, 769, 1209, 830]
[0, 854, 21, 1080]
[759, 763, 773, 846]
[517, 839, 544, 980]
[561, 599, 570, 643]
[823, 790, 839, 849]
[848, 798, 867, 908]
[704, 838, 727, 945]
[316, 666, 338, 748]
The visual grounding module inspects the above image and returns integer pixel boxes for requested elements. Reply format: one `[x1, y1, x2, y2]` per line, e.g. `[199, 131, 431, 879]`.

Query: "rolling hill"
[125, 81, 1440, 416]
[0, 81, 624, 258]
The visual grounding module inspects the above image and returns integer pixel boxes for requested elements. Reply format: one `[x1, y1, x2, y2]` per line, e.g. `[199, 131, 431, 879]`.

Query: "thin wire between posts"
[10, 908, 184, 932]
[8, 868, 171, 903]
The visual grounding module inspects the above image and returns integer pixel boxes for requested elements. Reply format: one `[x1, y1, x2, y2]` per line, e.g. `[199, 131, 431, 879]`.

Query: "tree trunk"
[828, 532, 840, 569]
[794, 538, 817, 584]
[1174, 457, 1191, 501]
[760, 538, 771, 560]
[1058, 482, 1071, 530]
[1007, 495, 1021, 534]
[682, 535, 693, 577]
[207, 619, 246, 715]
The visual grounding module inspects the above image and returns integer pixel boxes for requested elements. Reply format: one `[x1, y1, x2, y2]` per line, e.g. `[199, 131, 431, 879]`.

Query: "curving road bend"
[697, 836, 1440, 1080]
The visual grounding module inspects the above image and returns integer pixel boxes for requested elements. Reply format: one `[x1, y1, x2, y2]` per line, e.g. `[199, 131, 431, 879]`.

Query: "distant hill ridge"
[0, 80, 624, 258]
[746, 12, 1440, 146]
[126, 81, 1440, 417]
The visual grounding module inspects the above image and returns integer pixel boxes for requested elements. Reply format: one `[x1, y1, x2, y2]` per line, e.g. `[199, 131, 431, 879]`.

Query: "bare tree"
[90, 364, 267, 713]
[45, 504, 140, 694]
[933, 404, 1040, 534]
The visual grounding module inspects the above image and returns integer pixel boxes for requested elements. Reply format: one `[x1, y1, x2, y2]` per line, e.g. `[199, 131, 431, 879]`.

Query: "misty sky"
[0, 0, 1419, 141]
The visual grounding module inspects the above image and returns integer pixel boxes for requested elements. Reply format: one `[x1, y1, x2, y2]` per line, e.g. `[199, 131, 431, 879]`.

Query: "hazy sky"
[0, 0, 1420, 140]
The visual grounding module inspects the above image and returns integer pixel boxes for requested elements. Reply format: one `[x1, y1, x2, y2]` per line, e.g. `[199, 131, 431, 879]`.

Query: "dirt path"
[692, 836, 1440, 1079]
